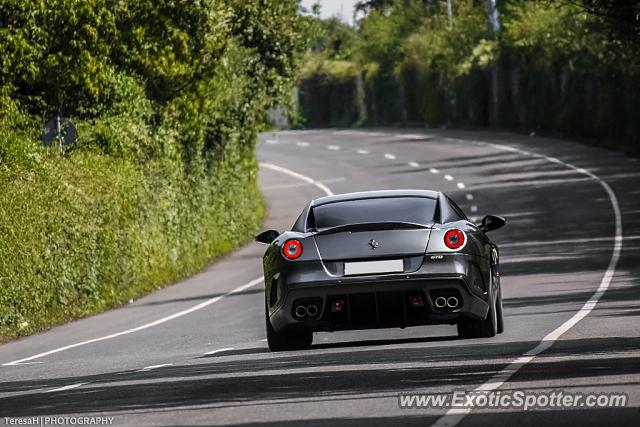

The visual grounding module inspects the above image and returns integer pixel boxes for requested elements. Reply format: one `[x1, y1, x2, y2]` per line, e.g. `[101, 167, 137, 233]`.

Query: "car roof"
[311, 190, 439, 207]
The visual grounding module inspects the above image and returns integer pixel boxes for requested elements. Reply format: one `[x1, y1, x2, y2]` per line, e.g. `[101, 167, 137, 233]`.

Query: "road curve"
[1, 129, 639, 426]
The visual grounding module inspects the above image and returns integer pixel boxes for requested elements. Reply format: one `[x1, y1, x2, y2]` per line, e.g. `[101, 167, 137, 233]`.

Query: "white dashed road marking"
[466, 194, 474, 201]
[444, 175, 454, 181]
[384, 153, 396, 160]
[328, 145, 341, 151]
[457, 182, 466, 189]
[408, 162, 420, 168]
[296, 142, 309, 147]
[429, 168, 440, 174]
[396, 134, 426, 140]
[357, 149, 369, 154]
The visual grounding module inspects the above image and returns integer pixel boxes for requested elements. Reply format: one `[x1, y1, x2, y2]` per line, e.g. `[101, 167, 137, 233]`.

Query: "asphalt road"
[1, 129, 639, 426]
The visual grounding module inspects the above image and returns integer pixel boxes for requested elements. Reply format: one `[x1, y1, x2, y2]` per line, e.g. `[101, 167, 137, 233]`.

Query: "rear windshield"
[311, 197, 436, 230]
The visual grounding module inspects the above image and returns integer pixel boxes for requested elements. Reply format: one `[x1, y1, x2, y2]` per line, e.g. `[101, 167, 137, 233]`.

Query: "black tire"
[496, 287, 504, 334]
[265, 307, 312, 351]
[457, 292, 498, 339]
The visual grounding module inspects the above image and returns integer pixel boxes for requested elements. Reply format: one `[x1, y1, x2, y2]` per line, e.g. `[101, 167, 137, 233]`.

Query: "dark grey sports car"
[256, 190, 506, 351]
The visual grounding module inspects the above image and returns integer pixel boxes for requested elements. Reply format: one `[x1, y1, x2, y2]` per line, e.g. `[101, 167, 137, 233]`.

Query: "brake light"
[444, 229, 465, 250]
[283, 239, 303, 259]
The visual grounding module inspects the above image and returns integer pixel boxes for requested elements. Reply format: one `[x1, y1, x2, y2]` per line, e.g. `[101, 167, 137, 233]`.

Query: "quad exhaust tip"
[294, 305, 307, 318]
[306, 304, 319, 317]
[433, 295, 460, 310]
[294, 304, 319, 319]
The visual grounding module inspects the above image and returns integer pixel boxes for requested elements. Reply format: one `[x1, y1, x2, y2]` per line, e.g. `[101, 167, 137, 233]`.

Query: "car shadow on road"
[311, 334, 459, 350]
[199, 335, 459, 360]
[0, 337, 638, 419]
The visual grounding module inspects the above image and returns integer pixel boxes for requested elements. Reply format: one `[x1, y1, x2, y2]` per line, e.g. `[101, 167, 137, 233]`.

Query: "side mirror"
[479, 215, 506, 233]
[255, 229, 280, 244]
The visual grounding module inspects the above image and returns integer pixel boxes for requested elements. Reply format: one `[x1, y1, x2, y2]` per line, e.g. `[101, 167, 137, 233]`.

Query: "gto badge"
[368, 239, 379, 250]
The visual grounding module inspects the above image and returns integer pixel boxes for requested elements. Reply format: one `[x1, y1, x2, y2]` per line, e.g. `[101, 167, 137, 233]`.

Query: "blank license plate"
[344, 259, 404, 276]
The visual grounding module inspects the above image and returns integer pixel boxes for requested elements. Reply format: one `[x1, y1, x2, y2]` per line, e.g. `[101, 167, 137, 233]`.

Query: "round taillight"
[444, 229, 465, 250]
[283, 239, 303, 260]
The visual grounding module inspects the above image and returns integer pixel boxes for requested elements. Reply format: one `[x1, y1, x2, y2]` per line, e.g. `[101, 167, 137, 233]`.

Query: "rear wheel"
[265, 306, 313, 351]
[496, 287, 504, 334]
[457, 292, 498, 339]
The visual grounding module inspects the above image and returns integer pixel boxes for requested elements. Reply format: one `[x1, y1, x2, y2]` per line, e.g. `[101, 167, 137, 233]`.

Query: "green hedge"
[0, 0, 312, 341]
[0, 104, 264, 340]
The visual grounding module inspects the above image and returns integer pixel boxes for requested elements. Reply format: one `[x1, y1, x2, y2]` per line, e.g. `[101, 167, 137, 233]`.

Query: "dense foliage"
[0, 0, 312, 340]
[300, 0, 640, 155]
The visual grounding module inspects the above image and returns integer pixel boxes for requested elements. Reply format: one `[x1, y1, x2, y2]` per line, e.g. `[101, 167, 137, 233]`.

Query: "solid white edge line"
[3, 162, 335, 367]
[139, 363, 173, 372]
[432, 141, 623, 427]
[203, 347, 235, 356]
[46, 382, 88, 393]
[260, 163, 334, 197]
[4, 361, 43, 366]
[2, 278, 263, 366]
[261, 177, 345, 192]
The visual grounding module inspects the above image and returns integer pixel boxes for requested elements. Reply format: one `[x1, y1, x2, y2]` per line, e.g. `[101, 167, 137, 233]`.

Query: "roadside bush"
[0, 124, 263, 337]
[299, 0, 640, 155]
[0, 0, 311, 340]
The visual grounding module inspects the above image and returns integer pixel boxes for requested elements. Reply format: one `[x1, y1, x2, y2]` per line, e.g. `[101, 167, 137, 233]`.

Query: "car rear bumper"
[267, 254, 491, 332]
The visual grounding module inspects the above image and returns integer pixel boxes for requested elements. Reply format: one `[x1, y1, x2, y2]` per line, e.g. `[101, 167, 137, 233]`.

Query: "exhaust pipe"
[434, 297, 447, 308]
[446, 296, 459, 308]
[294, 305, 307, 318]
[306, 304, 319, 317]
